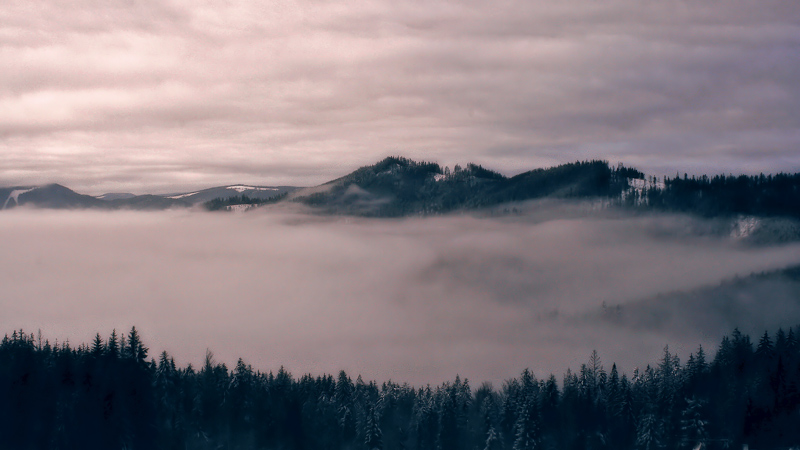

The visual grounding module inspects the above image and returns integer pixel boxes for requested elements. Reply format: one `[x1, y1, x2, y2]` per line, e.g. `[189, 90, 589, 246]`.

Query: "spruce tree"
[679, 397, 708, 450]
[91, 333, 104, 357]
[107, 329, 119, 359]
[365, 405, 383, 450]
[513, 399, 540, 450]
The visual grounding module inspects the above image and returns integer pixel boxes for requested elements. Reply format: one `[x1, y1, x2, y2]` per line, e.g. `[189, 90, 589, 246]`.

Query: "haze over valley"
[3, 203, 800, 385]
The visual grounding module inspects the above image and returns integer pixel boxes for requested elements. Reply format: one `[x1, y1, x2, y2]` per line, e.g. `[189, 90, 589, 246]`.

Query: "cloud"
[1, 207, 800, 384]
[1, 0, 799, 193]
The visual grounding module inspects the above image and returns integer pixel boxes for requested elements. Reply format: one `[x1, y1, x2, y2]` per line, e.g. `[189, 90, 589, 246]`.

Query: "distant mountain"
[292, 156, 639, 216]
[4, 157, 799, 220]
[593, 265, 800, 338]
[97, 193, 136, 201]
[291, 156, 800, 221]
[636, 172, 800, 219]
[162, 185, 299, 205]
[109, 195, 192, 210]
[1, 184, 300, 211]
[1, 184, 105, 209]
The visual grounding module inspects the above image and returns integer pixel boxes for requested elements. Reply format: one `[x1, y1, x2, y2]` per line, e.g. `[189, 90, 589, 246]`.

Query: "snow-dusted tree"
[679, 397, 708, 450]
[484, 424, 501, 450]
[480, 395, 503, 450]
[635, 411, 659, 450]
[513, 400, 540, 450]
[335, 371, 357, 445]
[364, 405, 383, 450]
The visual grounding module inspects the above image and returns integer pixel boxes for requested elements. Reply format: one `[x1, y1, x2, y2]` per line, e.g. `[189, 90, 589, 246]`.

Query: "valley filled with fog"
[2, 205, 800, 385]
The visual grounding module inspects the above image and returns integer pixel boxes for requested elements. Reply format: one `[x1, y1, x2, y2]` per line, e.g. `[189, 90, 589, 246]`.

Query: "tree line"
[294, 156, 800, 219]
[298, 157, 642, 217]
[205, 192, 288, 211]
[1, 325, 799, 449]
[622, 172, 800, 219]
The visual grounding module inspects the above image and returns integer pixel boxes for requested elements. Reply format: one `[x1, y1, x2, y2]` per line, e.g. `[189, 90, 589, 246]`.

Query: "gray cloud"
[1, 207, 800, 384]
[1, 0, 799, 193]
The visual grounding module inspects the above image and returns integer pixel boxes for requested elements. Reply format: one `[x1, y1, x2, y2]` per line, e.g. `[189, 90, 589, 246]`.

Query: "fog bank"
[1, 207, 799, 384]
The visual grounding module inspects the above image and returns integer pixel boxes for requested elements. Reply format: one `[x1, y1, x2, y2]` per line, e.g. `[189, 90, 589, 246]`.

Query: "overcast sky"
[2, 0, 799, 194]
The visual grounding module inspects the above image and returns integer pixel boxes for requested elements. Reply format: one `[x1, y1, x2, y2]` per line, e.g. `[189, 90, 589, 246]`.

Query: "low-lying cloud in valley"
[2, 206, 800, 384]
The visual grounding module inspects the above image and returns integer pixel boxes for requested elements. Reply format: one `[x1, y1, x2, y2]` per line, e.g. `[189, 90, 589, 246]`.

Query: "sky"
[2, 0, 800, 194]
[2, 206, 800, 385]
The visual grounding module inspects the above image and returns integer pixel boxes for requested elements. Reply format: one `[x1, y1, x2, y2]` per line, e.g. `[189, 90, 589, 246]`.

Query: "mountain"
[1, 184, 105, 209]
[0, 185, 191, 211]
[638, 172, 800, 219]
[97, 193, 136, 201]
[161, 185, 299, 205]
[592, 265, 800, 339]
[291, 156, 800, 221]
[108, 195, 192, 210]
[292, 156, 639, 216]
[4, 157, 799, 219]
[1, 184, 300, 211]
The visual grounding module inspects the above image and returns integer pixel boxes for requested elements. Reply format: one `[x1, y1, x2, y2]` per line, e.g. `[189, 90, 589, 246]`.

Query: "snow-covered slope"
[162, 185, 298, 204]
[2, 188, 34, 209]
[1, 185, 104, 209]
[622, 177, 665, 205]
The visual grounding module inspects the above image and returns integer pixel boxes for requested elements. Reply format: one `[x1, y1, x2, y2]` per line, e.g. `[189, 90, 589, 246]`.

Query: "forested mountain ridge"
[0, 184, 297, 211]
[293, 156, 640, 216]
[2, 325, 799, 449]
[291, 156, 800, 220]
[0, 184, 105, 210]
[591, 264, 800, 339]
[631, 172, 800, 219]
[3, 157, 799, 220]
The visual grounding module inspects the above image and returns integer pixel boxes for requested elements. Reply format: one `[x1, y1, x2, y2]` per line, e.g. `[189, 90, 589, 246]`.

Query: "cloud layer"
[2, 207, 800, 384]
[2, 0, 800, 193]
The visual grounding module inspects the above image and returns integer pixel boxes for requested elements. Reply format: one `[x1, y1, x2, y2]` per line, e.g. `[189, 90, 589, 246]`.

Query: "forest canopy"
[1, 326, 798, 449]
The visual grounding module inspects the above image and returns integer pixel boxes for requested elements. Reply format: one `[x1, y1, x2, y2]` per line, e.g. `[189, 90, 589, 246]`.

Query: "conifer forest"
[1, 326, 799, 450]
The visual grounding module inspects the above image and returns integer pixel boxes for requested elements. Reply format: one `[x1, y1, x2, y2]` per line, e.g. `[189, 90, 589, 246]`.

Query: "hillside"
[0, 184, 105, 209]
[3, 158, 799, 219]
[0, 184, 298, 211]
[161, 185, 299, 205]
[592, 265, 800, 339]
[293, 156, 639, 216]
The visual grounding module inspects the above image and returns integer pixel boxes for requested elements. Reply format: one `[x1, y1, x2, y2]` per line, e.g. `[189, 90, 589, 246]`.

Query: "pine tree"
[513, 400, 540, 450]
[91, 333, 104, 357]
[480, 395, 502, 450]
[107, 329, 119, 359]
[484, 425, 501, 450]
[786, 328, 798, 359]
[679, 397, 708, 450]
[755, 331, 774, 361]
[775, 328, 788, 356]
[125, 326, 148, 364]
[365, 405, 383, 450]
[635, 411, 659, 450]
[694, 345, 706, 371]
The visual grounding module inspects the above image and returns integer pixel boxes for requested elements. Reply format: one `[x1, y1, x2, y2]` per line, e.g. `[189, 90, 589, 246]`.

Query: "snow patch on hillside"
[225, 204, 257, 213]
[3, 188, 34, 209]
[622, 177, 665, 205]
[627, 178, 665, 191]
[731, 216, 760, 239]
[227, 186, 278, 193]
[167, 192, 199, 199]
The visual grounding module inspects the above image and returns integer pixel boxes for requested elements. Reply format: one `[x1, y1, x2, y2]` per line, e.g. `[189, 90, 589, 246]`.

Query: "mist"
[2, 206, 800, 385]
